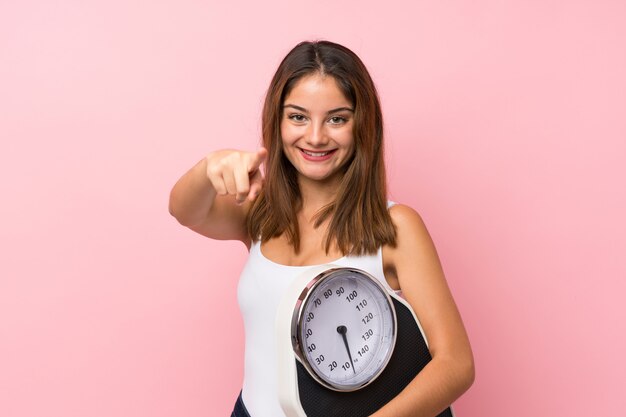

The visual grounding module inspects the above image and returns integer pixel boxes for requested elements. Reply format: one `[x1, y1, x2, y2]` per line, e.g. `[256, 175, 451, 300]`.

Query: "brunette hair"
[247, 40, 396, 255]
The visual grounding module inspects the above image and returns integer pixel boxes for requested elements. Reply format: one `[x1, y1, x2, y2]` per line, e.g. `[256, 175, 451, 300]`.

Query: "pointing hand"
[205, 148, 268, 204]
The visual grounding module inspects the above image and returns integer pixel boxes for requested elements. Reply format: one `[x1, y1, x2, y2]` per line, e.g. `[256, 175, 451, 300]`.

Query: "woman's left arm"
[372, 204, 475, 417]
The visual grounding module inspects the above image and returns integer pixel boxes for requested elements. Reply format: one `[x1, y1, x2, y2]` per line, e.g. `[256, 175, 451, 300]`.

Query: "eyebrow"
[283, 104, 354, 115]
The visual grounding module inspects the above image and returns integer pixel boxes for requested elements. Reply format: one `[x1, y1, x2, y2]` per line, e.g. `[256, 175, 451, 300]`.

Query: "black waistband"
[231, 391, 251, 417]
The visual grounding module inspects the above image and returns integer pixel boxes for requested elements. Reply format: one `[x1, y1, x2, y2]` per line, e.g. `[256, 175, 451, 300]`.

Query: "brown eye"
[289, 114, 306, 122]
[329, 116, 347, 124]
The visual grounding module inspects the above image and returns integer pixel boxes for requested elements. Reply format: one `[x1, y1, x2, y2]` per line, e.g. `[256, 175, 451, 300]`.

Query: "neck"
[298, 175, 341, 217]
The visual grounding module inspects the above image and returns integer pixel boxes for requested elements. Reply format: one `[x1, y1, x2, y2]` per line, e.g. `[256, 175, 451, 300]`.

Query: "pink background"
[1, 1, 625, 416]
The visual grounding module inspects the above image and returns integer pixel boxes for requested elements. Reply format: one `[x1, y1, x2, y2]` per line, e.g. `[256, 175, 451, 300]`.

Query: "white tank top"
[237, 204, 397, 416]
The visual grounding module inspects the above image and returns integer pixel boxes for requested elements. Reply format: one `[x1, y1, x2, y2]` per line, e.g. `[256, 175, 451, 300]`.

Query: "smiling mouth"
[300, 149, 336, 157]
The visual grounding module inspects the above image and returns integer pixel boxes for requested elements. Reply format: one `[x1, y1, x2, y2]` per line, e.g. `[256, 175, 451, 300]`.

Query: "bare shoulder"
[383, 203, 444, 291]
[389, 203, 426, 228]
[388, 204, 434, 251]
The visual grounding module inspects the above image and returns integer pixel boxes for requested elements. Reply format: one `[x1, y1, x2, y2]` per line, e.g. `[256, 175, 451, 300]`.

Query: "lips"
[302, 149, 332, 157]
[299, 148, 337, 161]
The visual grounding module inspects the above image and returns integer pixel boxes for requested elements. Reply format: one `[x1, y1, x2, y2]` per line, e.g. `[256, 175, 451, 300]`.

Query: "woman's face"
[280, 73, 355, 187]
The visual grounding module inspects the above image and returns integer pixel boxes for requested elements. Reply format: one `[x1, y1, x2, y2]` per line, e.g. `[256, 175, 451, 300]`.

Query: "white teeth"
[302, 150, 331, 157]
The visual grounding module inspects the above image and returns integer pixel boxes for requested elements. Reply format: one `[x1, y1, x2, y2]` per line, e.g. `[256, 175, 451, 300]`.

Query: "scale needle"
[337, 325, 356, 374]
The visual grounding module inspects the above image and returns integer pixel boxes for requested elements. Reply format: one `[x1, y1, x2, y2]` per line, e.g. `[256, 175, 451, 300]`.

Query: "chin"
[300, 169, 341, 183]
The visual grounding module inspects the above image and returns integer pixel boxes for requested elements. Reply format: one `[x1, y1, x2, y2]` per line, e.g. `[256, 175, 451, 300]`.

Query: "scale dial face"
[294, 268, 397, 391]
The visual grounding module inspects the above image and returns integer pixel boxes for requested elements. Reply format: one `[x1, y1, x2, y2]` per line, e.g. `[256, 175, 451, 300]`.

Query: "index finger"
[247, 147, 268, 173]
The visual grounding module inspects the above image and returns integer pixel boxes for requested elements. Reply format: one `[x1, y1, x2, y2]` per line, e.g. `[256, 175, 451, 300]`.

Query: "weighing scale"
[276, 265, 455, 417]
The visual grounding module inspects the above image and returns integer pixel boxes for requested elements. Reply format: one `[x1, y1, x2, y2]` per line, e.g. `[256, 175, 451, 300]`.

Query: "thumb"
[247, 168, 264, 202]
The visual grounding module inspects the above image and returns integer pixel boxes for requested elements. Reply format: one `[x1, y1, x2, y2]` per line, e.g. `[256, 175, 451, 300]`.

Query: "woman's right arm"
[168, 148, 267, 245]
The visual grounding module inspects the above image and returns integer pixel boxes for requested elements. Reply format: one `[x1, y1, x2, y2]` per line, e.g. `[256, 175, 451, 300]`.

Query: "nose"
[305, 122, 329, 147]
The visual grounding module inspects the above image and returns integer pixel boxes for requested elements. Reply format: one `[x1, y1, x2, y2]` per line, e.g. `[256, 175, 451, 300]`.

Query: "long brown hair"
[247, 40, 396, 255]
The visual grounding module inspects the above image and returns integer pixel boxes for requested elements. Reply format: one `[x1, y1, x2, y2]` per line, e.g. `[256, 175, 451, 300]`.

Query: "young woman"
[169, 40, 474, 417]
